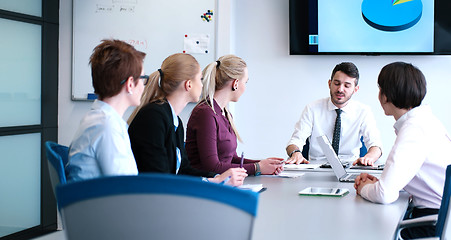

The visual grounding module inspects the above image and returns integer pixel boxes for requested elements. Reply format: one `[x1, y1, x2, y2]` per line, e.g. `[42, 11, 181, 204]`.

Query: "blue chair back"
[302, 136, 367, 159]
[436, 165, 451, 237]
[45, 141, 69, 195]
[56, 174, 259, 240]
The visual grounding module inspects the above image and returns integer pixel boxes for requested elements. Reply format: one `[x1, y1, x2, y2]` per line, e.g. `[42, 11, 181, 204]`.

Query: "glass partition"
[0, 1, 42, 17]
[0, 0, 58, 238]
[0, 133, 41, 238]
[0, 18, 41, 128]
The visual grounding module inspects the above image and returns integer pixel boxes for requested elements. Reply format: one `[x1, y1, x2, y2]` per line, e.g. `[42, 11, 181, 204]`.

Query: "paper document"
[278, 172, 305, 178]
[262, 172, 305, 178]
[184, 34, 210, 54]
[284, 164, 321, 170]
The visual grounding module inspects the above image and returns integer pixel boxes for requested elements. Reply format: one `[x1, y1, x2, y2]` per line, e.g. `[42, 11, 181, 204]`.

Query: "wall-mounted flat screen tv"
[289, 0, 451, 55]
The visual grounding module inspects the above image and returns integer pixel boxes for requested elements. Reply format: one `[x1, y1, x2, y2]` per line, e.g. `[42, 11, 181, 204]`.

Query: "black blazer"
[128, 100, 215, 178]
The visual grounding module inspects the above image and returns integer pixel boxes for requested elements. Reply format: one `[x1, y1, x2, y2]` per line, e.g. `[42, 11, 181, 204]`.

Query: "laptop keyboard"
[344, 173, 359, 181]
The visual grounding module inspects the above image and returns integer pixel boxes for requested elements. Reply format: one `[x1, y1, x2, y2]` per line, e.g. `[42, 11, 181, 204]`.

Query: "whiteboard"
[72, 0, 216, 100]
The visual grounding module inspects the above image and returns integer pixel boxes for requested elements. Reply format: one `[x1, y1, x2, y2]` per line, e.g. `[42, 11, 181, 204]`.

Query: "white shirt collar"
[327, 97, 355, 113]
[394, 105, 431, 134]
[92, 99, 128, 128]
[167, 101, 179, 129]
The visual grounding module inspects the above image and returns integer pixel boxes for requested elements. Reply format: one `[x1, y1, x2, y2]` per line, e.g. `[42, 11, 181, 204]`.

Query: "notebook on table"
[317, 135, 361, 182]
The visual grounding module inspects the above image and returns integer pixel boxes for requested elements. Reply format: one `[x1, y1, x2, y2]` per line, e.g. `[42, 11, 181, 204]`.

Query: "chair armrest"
[393, 214, 438, 240]
[410, 238, 439, 240]
[398, 214, 438, 229]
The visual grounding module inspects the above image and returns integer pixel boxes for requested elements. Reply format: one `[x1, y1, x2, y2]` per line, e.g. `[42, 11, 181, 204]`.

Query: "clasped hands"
[354, 173, 379, 195]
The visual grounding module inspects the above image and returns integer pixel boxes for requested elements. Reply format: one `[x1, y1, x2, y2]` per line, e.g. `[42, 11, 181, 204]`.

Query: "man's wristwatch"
[289, 149, 301, 158]
[254, 163, 261, 176]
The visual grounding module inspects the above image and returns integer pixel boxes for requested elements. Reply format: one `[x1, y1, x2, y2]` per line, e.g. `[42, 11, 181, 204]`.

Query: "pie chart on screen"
[362, 0, 423, 31]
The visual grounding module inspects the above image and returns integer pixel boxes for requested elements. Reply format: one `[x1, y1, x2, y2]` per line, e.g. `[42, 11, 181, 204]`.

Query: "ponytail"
[127, 70, 162, 124]
[127, 53, 200, 124]
[199, 54, 247, 142]
[200, 61, 218, 112]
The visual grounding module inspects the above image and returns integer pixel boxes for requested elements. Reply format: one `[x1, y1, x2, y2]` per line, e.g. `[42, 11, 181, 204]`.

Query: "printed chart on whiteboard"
[72, 0, 216, 100]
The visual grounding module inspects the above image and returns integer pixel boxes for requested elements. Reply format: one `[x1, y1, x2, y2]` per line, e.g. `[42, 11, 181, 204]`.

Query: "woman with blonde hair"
[185, 55, 283, 176]
[128, 53, 247, 186]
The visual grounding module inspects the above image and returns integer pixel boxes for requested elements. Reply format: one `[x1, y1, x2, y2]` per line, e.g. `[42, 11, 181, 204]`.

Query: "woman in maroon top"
[185, 55, 283, 175]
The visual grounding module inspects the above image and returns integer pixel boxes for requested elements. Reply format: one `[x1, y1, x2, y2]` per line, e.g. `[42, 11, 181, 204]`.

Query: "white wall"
[231, 0, 451, 161]
[59, 0, 91, 146]
[59, 0, 451, 162]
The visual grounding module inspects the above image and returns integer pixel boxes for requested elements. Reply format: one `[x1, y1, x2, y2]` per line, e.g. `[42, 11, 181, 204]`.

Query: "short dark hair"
[90, 39, 146, 99]
[378, 62, 426, 110]
[331, 62, 360, 85]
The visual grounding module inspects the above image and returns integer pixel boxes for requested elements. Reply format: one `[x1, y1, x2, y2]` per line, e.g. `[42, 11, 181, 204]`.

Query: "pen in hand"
[240, 152, 244, 168]
[221, 176, 231, 185]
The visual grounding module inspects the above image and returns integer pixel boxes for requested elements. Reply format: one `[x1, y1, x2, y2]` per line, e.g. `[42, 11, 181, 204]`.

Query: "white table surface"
[245, 170, 409, 240]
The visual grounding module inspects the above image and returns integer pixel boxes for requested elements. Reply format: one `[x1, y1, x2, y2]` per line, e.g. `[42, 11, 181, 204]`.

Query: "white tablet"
[298, 187, 349, 197]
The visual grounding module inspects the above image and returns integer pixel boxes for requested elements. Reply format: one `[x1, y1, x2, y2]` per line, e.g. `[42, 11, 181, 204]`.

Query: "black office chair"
[393, 164, 451, 240]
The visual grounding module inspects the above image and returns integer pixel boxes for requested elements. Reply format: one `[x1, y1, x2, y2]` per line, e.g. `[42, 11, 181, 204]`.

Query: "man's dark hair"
[331, 62, 360, 85]
[378, 62, 426, 109]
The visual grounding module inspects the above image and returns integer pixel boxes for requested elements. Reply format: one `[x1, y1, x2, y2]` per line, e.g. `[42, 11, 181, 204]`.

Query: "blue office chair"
[302, 136, 367, 159]
[393, 164, 451, 240]
[45, 141, 69, 196]
[56, 174, 259, 240]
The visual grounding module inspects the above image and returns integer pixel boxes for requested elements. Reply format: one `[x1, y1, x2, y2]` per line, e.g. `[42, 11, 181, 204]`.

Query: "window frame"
[0, 0, 59, 239]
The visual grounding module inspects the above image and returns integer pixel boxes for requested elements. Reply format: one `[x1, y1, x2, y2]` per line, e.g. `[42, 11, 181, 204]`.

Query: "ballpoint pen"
[220, 176, 231, 185]
[240, 152, 244, 168]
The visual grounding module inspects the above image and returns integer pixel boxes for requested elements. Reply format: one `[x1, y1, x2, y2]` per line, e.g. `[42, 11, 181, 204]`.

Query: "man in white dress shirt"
[355, 62, 451, 239]
[286, 62, 382, 165]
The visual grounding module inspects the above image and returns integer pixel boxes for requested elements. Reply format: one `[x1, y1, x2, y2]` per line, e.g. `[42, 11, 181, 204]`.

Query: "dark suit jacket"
[128, 100, 216, 178]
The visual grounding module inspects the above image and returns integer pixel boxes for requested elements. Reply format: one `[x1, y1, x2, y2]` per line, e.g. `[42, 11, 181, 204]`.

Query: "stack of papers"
[283, 164, 321, 170]
[261, 172, 305, 178]
[278, 172, 305, 178]
[238, 184, 264, 192]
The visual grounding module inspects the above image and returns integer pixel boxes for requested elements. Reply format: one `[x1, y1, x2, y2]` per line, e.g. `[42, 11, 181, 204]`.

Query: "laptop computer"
[317, 135, 360, 182]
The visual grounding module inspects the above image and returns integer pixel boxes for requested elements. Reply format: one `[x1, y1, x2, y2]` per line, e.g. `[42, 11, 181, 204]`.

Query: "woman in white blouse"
[354, 62, 451, 239]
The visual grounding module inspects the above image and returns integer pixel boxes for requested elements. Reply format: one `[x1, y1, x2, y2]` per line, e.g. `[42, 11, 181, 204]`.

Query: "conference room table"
[245, 166, 410, 240]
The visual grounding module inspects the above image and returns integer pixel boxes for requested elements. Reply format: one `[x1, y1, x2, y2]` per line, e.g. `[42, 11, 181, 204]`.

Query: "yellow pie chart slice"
[393, 0, 414, 5]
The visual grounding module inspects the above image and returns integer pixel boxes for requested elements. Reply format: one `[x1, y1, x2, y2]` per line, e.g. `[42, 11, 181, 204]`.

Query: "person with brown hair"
[66, 39, 147, 182]
[128, 53, 247, 186]
[285, 62, 382, 166]
[185, 55, 283, 176]
[354, 62, 451, 239]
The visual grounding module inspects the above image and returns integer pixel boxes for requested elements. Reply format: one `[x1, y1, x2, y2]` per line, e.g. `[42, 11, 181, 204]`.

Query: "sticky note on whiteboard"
[184, 34, 210, 54]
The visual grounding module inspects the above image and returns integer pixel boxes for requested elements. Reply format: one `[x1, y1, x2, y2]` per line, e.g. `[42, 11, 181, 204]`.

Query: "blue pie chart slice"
[362, 0, 423, 31]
